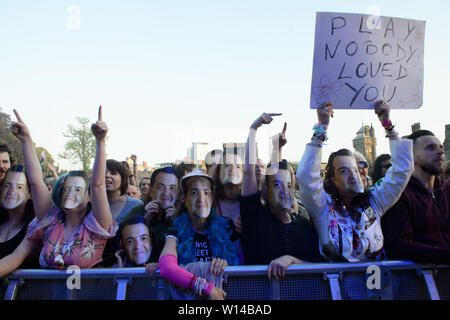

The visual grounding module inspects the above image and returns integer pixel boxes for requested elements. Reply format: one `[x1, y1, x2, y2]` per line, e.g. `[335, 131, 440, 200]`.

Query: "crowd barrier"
[1, 260, 449, 300]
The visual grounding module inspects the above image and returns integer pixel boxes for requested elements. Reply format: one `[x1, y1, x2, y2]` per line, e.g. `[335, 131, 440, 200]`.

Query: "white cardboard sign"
[310, 12, 425, 109]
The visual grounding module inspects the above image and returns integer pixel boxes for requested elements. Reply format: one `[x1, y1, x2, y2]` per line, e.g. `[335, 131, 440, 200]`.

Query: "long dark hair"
[371, 154, 391, 184]
[323, 149, 371, 218]
[0, 165, 35, 225]
[106, 159, 129, 196]
[213, 151, 242, 203]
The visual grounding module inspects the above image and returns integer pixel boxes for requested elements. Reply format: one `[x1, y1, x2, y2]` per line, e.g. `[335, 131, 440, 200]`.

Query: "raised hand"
[91, 105, 108, 141]
[250, 113, 282, 130]
[374, 100, 391, 125]
[11, 110, 31, 141]
[272, 122, 287, 148]
[316, 102, 333, 127]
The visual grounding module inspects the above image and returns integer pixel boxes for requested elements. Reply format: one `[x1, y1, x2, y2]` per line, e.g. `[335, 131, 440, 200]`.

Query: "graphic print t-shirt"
[193, 232, 212, 262]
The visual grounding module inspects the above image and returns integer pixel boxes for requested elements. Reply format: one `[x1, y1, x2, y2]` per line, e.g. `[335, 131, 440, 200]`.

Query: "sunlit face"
[332, 156, 365, 195]
[0, 152, 11, 181]
[184, 177, 213, 220]
[1, 171, 29, 210]
[127, 185, 141, 199]
[150, 172, 178, 210]
[414, 136, 445, 176]
[105, 169, 122, 193]
[220, 154, 243, 185]
[62, 176, 88, 210]
[266, 169, 294, 211]
[139, 178, 151, 196]
[122, 223, 151, 266]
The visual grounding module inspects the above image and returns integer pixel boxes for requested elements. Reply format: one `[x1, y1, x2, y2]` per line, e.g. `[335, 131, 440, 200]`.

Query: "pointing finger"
[268, 113, 282, 117]
[282, 122, 287, 134]
[13, 109, 24, 123]
[98, 105, 102, 121]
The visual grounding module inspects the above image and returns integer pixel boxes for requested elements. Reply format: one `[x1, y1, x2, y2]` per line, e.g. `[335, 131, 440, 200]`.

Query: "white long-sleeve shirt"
[296, 139, 413, 262]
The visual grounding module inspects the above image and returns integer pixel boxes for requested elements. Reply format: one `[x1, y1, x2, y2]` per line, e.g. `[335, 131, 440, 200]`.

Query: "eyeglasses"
[358, 161, 368, 168]
[383, 164, 392, 170]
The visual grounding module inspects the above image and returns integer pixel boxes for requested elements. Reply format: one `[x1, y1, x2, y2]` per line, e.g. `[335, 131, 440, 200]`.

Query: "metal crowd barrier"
[1, 261, 449, 300]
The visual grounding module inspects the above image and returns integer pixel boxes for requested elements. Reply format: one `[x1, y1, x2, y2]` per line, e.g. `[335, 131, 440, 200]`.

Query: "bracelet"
[385, 127, 399, 138]
[381, 119, 392, 128]
[313, 122, 328, 134]
[311, 123, 328, 144]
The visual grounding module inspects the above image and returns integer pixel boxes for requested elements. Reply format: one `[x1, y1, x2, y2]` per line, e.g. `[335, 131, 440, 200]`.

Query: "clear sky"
[1, 0, 449, 170]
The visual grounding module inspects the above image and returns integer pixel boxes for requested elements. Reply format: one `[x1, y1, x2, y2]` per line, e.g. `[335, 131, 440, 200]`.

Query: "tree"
[59, 117, 96, 173]
[0, 107, 23, 165]
[36, 146, 58, 178]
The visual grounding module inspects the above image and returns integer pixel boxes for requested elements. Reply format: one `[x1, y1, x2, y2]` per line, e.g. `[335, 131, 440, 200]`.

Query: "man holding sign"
[297, 100, 413, 262]
[310, 12, 425, 109]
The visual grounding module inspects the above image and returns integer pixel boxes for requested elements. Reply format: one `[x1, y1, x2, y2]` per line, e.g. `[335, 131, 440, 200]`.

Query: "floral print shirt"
[297, 139, 413, 262]
[27, 206, 116, 269]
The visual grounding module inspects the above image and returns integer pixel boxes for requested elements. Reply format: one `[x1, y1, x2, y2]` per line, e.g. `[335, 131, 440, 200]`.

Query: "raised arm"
[370, 100, 413, 215]
[296, 103, 333, 219]
[130, 154, 138, 186]
[242, 113, 281, 196]
[11, 110, 52, 221]
[45, 160, 59, 179]
[90, 106, 113, 231]
[270, 122, 287, 164]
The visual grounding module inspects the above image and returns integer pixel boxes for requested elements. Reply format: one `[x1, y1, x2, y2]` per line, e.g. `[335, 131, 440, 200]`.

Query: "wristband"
[312, 123, 328, 144]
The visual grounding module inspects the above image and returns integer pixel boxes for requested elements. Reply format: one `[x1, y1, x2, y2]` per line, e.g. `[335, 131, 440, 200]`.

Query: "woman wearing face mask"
[3, 107, 115, 270]
[0, 166, 36, 263]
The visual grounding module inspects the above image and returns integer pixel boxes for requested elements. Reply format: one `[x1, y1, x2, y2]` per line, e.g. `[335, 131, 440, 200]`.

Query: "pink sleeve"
[159, 254, 215, 295]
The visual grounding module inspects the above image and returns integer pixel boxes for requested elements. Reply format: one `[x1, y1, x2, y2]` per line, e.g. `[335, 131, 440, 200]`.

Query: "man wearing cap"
[157, 169, 240, 300]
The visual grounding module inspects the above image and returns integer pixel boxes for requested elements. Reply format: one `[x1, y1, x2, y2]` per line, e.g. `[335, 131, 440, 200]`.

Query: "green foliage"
[36, 146, 57, 178]
[0, 107, 23, 165]
[59, 117, 96, 173]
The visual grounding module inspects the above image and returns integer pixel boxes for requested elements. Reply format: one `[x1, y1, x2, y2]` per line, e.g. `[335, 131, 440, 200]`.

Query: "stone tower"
[444, 124, 450, 162]
[353, 124, 377, 166]
[411, 123, 421, 133]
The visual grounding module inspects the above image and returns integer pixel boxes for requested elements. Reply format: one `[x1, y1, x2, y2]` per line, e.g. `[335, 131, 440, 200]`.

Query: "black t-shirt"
[0, 224, 27, 259]
[239, 192, 324, 265]
[167, 215, 240, 264]
[193, 232, 213, 262]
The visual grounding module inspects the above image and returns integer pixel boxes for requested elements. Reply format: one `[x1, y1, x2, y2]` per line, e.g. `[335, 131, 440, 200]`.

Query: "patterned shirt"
[27, 206, 116, 269]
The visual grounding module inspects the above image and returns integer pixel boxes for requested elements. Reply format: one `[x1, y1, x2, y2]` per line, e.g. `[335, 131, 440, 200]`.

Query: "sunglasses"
[358, 161, 368, 168]
[383, 164, 392, 170]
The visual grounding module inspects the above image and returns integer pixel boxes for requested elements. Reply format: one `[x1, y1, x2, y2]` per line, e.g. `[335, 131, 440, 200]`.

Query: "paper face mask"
[1, 172, 28, 210]
[62, 176, 87, 210]
[220, 155, 243, 185]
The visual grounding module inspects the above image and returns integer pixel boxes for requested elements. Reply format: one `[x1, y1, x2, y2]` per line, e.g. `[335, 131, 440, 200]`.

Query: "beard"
[420, 162, 442, 176]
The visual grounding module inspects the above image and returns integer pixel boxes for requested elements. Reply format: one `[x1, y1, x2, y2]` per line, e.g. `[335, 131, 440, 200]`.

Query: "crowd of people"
[0, 101, 449, 300]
